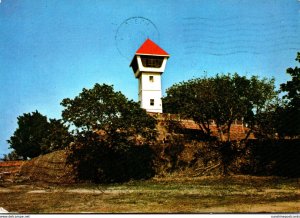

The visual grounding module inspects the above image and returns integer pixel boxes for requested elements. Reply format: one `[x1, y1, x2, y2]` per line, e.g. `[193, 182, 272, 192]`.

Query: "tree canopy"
[61, 83, 157, 182]
[7, 111, 71, 160]
[163, 73, 277, 141]
[278, 52, 300, 137]
[281, 52, 300, 107]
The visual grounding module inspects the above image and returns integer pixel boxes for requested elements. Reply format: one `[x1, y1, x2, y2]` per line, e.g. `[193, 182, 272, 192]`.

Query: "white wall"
[133, 55, 169, 113]
[138, 73, 163, 113]
[141, 73, 161, 91]
[140, 90, 162, 113]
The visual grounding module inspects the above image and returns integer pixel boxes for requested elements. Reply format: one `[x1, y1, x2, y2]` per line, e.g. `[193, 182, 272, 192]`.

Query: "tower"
[130, 39, 170, 113]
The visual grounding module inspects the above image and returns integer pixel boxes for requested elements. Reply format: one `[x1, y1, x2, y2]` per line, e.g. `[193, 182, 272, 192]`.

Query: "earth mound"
[18, 150, 75, 184]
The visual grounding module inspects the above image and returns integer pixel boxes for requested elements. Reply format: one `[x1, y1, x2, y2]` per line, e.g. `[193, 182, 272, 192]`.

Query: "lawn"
[0, 175, 299, 213]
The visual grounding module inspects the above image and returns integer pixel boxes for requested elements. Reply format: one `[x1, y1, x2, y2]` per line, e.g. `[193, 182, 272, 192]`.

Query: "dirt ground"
[0, 175, 299, 213]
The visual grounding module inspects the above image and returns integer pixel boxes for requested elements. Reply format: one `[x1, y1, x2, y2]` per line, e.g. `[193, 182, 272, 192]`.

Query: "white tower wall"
[138, 72, 163, 113]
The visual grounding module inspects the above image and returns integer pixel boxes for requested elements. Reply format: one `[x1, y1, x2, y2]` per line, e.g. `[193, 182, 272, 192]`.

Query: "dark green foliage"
[253, 101, 285, 139]
[7, 111, 72, 160]
[163, 135, 186, 172]
[240, 139, 300, 178]
[61, 83, 156, 140]
[61, 83, 157, 183]
[7, 111, 49, 159]
[279, 52, 300, 137]
[41, 119, 73, 154]
[242, 52, 300, 139]
[67, 134, 155, 183]
[281, 52, 300, 108]
[217, 141, 236, 175]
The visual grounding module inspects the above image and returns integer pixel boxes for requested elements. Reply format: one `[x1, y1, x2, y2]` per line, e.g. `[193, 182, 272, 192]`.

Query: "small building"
[130, 39, 170, 113]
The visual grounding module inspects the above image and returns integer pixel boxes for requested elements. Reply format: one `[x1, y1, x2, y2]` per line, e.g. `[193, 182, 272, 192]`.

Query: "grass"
[0, 175, 299, 213]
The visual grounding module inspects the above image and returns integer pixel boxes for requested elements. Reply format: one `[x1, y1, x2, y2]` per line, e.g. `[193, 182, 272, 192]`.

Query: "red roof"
[135, 38, 169, 56]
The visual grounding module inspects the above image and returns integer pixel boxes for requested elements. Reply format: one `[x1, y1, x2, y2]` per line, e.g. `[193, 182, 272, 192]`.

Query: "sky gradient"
[0, 0, 300, 157]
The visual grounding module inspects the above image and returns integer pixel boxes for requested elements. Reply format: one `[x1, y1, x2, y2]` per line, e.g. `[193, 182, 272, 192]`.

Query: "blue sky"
[0, 0, 299, 157]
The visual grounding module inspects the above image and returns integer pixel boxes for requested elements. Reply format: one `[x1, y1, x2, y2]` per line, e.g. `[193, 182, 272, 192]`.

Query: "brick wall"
[148, 112, 253, 141]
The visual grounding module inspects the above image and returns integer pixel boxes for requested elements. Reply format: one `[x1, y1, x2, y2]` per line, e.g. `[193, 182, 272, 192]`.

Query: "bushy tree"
[279, 52, 300, 137]
[41, 119, 73, 153]
[7, 111, 49, 159]
[61, 83, 157, 183]
[163, 73, 277, 141]
[7, 111, 72, 160]
[253, 101, 283, 139]
[243, 53, 300, 139]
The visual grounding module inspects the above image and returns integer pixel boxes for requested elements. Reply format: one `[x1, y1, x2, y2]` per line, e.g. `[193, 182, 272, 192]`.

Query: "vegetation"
[253, 53, 300, 139]
[239, 139, 300, 178]
[61, 83, 157, 183]
[162, 73, 277, 141]
[7, 111, 72, 160]
[278, 52, 300, 137]
[0, 176, 299, 213]
[162, 74, 278, 175]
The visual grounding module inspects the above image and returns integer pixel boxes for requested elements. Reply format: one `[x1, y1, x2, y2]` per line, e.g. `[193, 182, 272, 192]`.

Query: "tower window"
[150, 99, 154, 106]
[149, 76, 154, 82]
[141, 56, 164, 68]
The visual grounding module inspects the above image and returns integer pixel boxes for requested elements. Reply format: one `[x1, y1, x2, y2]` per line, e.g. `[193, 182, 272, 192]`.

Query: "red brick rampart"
[148, 112, 252, 140]
[0, 161, 25, 167]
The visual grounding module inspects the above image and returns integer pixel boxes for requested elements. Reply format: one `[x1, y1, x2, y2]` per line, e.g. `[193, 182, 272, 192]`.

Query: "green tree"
[163, 73, 277, 141]
[7, 111, 72, 160]
[163, 77, 214, 138]
[61, 83, 157, 183]
[279, 52, 300, 137]
[7, 111, 49, 160]
[253, 100, 286, 139]
[40, 119, 73, 154]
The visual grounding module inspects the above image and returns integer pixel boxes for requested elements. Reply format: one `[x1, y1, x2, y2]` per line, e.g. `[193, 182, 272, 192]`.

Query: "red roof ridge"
[135, 38, 169, 56]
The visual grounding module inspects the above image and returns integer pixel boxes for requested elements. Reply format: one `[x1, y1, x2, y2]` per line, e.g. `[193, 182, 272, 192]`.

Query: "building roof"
[135, 38, 169, 56]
